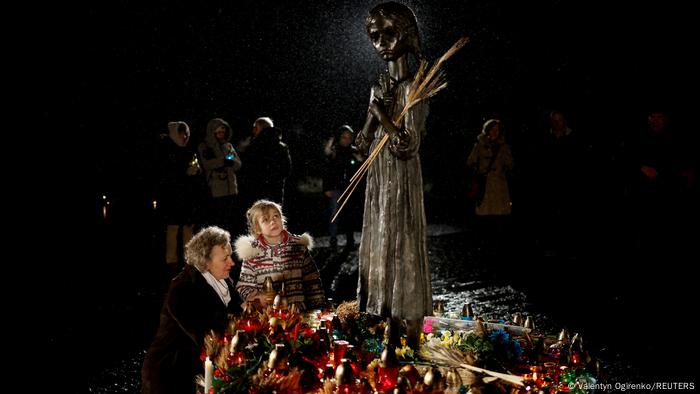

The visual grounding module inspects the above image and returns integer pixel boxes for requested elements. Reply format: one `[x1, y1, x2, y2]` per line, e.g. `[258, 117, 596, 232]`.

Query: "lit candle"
[233, 351, 246, 366]
[204, 356, 213, 394]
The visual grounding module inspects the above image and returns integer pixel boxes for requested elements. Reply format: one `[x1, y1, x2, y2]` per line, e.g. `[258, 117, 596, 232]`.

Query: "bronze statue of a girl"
[356, 2, 432, 346]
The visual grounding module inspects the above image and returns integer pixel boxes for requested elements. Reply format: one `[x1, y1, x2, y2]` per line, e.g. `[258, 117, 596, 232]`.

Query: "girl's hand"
[247, 290, 268, 308]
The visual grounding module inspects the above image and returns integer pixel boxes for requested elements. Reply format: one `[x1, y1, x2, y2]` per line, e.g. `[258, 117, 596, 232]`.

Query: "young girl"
[235, 200, 326, 311]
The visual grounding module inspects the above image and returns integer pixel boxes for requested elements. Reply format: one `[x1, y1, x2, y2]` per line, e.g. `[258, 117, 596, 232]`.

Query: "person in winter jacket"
[238, 117, 292, 207]
[142, 226, 243, 394]
[322, 125, 363, 250]
[235, 199, 326, 312]
[198, 118, 242, 233]
[155, 121, 202, 270]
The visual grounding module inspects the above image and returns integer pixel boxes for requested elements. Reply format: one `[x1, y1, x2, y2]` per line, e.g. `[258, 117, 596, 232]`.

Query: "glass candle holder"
[376, 365, 399, 391]
[332, 340, 349, 367]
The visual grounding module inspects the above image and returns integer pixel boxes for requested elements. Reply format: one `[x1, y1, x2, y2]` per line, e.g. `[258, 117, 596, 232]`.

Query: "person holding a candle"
[235, 199, 326, 311]
[142, 226, 243, 394]
[197, 117, 242, 234]
[154, 121, 202, 275]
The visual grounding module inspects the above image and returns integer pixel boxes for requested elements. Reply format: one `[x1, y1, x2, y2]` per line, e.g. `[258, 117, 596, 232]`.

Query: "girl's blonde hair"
[245, 199, 287, 235]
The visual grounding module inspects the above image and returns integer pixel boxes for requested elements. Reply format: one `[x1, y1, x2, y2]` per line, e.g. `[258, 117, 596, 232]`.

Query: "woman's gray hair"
[184, 226, 231, 271]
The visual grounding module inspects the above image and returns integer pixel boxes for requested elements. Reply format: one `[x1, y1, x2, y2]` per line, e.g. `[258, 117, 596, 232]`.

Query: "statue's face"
[368, 14, 408, 61]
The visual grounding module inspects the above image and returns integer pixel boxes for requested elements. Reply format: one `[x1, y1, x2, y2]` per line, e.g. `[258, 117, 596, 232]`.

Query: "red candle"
[335, 384, 354, 394]
[376, 366, 399, 391]
[332, 340, 349, 367]
[231, 351, 246, 366]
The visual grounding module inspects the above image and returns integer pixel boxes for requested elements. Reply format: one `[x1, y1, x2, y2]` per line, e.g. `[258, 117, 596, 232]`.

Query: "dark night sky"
[36, 0, 692, 200]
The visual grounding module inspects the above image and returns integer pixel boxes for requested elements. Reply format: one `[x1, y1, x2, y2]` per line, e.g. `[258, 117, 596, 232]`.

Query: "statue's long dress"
[356, 78, 432, 321]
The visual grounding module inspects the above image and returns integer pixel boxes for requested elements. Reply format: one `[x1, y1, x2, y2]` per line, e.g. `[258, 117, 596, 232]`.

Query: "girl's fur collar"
[234, 232, 313, 260]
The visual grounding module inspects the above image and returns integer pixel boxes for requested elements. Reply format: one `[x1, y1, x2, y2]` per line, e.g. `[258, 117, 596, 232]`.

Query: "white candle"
[204, 356, 213, 394]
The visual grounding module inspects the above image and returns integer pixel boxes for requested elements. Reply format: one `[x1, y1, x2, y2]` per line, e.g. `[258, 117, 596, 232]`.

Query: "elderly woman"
[142, 226, 242, 394]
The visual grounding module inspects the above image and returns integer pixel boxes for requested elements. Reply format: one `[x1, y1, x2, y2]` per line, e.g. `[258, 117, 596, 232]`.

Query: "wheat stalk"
[419, 343, 524, 387]
[333, 37, 469, 222]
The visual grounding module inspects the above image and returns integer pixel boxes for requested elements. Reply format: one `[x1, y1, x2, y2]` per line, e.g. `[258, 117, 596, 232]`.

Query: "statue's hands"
[390, 126, 410, 150]
[369, 98, 386, 119]
[382, 91, 394, 111]
[371, 97, 409, 143]
[377, 73, 393, 107]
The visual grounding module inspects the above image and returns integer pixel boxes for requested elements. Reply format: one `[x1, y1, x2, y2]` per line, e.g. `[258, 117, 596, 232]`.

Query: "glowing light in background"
[102, 195, 110, 219]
